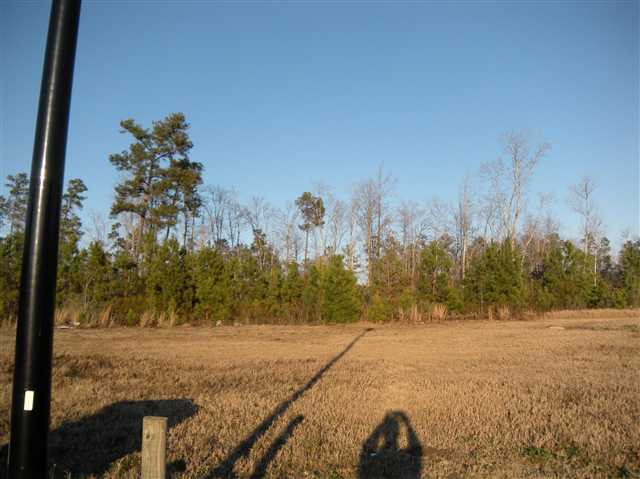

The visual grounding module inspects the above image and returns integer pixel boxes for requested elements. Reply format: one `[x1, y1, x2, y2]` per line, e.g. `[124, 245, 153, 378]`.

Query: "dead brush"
[54, 307, 68, 326]
[398, 304, 423, 323]
[497, 305, 511, 320]
[0, 317, 15, 330]
[410, 304, 422, 323]
[139, 310, 155, 328]
[430, 303, 448, 321]
[156, 308, 178, 327]
[156, 311, 167, 327]
[55, 304, 84, 327]
[168, 309, 178, 327]
[97, 304, 112, 328]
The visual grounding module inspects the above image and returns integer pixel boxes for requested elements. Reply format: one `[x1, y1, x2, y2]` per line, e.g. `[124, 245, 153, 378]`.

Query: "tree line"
[1, 113, 638, 326]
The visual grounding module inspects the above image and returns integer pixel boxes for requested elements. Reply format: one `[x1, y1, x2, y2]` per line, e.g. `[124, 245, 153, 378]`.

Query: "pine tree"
[321, 255, 361, 323]
[109, 113, 197, 255]
[464, 240, 524, 313]
[367, 291, 390, 322]
[375, 236, 410, 314]
[295, 192, 325, 264]
[60, 178, 88, 242]
[0, 194, 8, 232]
[57, 179, 88, 304]
[302, 262, 322, 322]
[146, 238, 193, 314]
[4, 173, 29, 235]
[82, 241, 113, 306]
[265, 266, 284, 319]
[0, 233, 23, 320]
[417, 241, 453, 304]
[193, 247, 232, 323]
[282, 261, 304, 320]
[538, 240, 592, 309]
[619, 240, 640, 307]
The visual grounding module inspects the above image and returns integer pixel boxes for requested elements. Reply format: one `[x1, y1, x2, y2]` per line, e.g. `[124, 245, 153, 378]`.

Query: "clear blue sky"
[1, 0, 638, 246]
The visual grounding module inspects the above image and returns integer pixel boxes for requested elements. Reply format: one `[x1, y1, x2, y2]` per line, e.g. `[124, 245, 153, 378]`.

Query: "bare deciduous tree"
[201, 185, 247, 249]
[353, 166, 394, 284]
[245, 196, 276, 238]
[569, 176, 603, 283]
[397, 200, 425, 288]
[225, 195, 245, 249]
[202, 185, 231, 245]
[344, 196, 360, 273]
[424, 197, 452, 241]
[87, 209, 109, 246]
[481, 131, 550, 245]
[275, 202, 302, 263]
[453, 177, 474, 280]
[327, 198, 347, 257]
[521, 192, 558, 273]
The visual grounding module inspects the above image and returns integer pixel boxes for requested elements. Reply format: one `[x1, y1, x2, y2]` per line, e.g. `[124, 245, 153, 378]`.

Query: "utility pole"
[7, 0, 81, 476]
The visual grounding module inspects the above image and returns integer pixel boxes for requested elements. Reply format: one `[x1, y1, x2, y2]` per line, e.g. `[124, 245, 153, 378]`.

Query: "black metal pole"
[7, 0, 81, 476]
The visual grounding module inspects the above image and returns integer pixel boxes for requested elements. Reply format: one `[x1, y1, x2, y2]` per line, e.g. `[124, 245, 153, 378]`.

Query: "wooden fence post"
[141, 416, 167, 479]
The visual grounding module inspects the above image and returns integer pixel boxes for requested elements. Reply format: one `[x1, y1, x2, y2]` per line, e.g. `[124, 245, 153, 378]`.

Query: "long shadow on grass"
[205, 328, 372, 479]
[1, 398, 198, 477]
[358, 411, 423, 479]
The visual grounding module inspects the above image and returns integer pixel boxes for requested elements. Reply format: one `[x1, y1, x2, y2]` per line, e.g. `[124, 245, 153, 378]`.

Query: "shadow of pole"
[0, 399, 198, 477]
[206, 328, 371, 478]
[249, 415, 304, 479]
[358, 411, 423, 479]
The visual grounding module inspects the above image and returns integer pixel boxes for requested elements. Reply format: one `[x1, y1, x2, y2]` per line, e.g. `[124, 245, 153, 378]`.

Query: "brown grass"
[1, 312, 639, 478]
[542, 308, 640, 319]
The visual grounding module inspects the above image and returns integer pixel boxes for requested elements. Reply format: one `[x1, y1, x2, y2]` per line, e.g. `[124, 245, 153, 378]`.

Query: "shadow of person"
[1, 398, 198, 477]
[358, 411, 423, 479]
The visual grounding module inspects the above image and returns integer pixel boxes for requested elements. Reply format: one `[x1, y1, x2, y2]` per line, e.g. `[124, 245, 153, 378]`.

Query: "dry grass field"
[1, 312, 639, 478]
